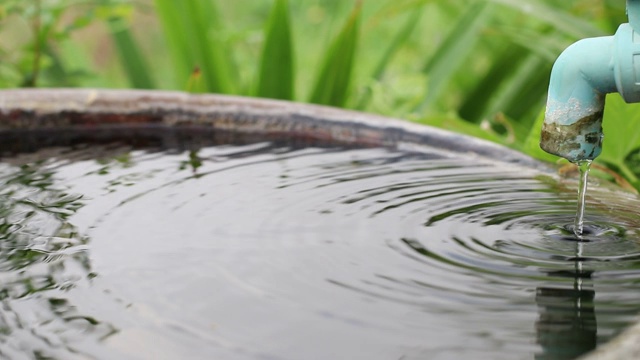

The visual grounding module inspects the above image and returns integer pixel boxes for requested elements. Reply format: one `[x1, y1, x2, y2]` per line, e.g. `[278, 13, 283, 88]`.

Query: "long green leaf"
[416, 2, 494, 112]
[153, 0, 234, 93]
[42, 41, 95, 87]
[481, 55, 549, 135]
[257, 0, 294, 100]
[309, 1, 362, 107]
[153, 0, 193, 86]
[498, 26, 572, 62]
[500, 58, 550, 125]
[484, 0, 605, 38]
[458, 44, 530, 122]
[183, 0, 234, 93]
[355, 6, 423, 109]
[107, 17, 155, 89]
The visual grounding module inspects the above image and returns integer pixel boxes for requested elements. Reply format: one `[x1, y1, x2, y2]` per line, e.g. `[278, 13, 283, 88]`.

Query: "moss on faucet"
[540, 111, 604, 162]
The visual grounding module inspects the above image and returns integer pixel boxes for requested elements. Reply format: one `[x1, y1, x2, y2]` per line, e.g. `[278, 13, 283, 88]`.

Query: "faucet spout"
[540, 36, 616, 162]
[541, 0, 640, 163]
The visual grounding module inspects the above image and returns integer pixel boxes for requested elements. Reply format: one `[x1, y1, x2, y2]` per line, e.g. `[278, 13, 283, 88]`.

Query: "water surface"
[1, 142, 640, 360]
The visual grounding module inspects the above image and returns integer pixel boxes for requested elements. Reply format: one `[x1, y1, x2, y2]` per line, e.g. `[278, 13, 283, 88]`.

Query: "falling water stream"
[0, 139, 639, 360]
[573, 160, 592, 239]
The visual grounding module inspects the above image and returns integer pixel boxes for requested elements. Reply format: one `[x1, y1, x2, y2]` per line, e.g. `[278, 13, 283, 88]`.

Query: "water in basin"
[1, 138, 640, 360]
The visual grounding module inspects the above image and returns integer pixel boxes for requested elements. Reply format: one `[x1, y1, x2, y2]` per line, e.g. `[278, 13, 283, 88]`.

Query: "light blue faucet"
[541, 0, 640, 162]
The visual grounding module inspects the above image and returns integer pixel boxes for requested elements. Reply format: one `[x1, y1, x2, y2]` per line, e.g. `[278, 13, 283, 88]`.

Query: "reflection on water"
[0, 142, 639, 359]
[536, 242, 597, 360]
[0, 160, 117, 359]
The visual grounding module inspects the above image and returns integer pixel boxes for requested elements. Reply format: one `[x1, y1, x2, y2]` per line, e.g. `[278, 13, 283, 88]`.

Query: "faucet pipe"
[541, 0, 640, 162]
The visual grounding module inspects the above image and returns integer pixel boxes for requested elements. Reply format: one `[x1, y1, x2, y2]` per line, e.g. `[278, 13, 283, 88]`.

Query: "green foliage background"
[1, 0, 639, 190]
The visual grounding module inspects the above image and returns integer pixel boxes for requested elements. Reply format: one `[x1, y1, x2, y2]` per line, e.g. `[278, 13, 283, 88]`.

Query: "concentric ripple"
[1, 143, 640, 360]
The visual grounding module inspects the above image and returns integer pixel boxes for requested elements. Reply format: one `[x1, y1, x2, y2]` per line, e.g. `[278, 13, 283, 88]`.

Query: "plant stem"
[26, 0, 42, 87]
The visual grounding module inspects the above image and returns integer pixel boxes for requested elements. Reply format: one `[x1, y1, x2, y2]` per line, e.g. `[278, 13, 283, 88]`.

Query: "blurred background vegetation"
[2, 0, 640, 190]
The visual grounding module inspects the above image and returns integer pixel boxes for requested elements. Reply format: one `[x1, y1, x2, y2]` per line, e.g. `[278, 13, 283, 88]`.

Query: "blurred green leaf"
[499, 57, 551, 126]
[597, 94, 640, 186]
[484, 0, 605, 38]
[257, 0, 294, 100]
[153, 0, 193, 85]
[459, 44, 530, 122]
[417, 2, 494, 112]
[153, 0, 235, 92]
[497, 26, 569, 62]
[183, 0, 234, 93]
[356, 6, 423, 109]
[481, 55, 550, 138]
[95, 3, 134, 21]
[309, 1, 361, 107]
[107, 17, 155, 89]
